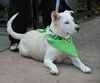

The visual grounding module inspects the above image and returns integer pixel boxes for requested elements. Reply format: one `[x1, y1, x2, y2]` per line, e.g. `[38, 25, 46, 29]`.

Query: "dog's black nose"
[75, 28, 80, 32]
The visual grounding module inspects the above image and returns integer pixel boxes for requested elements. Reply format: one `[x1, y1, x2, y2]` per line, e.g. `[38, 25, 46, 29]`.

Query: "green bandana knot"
[36, 28, 78, 57]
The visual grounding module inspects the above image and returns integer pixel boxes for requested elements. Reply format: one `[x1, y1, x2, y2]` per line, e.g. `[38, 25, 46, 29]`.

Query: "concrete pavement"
[0, 27, 10, 51]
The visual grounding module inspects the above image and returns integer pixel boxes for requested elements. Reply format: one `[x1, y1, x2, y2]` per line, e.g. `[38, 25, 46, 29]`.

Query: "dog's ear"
[64, 10, 74, 15]
[51, 11, 60, 24]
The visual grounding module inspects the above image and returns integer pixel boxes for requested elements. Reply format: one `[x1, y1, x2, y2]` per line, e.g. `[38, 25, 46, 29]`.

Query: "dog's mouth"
[75, 28, 80, 32]
[67, 33, 70, 35]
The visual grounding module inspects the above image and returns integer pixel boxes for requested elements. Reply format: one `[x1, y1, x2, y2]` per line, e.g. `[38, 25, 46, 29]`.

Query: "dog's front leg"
[44, 49, 59, 75]
[70, 56, 91, 73]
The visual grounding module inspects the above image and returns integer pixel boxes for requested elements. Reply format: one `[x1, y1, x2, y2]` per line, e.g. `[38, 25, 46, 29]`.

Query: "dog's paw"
[81, 66, 91, 74]
[50, 67, 58, 75]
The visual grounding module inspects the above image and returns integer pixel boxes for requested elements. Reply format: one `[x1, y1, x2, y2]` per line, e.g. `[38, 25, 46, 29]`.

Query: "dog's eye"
[65, 22, 69, 24]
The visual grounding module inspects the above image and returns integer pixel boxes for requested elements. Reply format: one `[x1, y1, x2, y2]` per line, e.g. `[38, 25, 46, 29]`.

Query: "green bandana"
[36, 29, 78, 57]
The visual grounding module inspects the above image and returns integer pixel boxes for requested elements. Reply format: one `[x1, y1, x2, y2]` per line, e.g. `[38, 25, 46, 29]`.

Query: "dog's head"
[51, 10, 80, 35]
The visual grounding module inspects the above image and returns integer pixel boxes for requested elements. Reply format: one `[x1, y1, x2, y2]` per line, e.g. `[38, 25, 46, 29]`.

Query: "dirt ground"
[0, 17, 100, 83]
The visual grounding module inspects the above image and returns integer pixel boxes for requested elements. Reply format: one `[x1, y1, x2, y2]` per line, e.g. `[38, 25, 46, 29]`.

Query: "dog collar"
[36, 29, 78, 57]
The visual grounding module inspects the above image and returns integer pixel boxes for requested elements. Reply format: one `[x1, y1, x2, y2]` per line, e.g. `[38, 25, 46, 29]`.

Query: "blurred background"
[0, 0, 100, 27]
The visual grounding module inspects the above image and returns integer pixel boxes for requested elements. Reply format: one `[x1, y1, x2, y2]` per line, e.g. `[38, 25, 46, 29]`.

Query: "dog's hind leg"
[44, 49, 59, 75]
[19, 45, 30, 57]
[70, 57, 91, 73]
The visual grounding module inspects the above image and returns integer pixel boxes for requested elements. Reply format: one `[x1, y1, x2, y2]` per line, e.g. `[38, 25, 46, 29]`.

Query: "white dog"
[7, 10, 91, 75]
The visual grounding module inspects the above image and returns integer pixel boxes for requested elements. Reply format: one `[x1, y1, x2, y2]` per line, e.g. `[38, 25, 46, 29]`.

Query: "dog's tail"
[7, 13, 24, 40]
